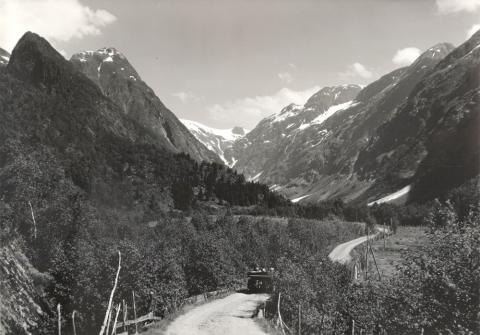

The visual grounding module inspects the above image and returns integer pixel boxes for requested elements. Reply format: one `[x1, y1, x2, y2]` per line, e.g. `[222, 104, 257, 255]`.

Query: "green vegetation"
[27, 215, 358, 334]
[265, 181, 479, 334]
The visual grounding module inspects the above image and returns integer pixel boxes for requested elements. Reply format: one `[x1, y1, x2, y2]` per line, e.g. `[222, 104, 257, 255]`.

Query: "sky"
[1, 0, 479, 129]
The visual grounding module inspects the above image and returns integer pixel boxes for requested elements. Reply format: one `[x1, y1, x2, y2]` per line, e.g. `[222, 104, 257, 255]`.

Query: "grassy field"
[351, 226, 430, 280]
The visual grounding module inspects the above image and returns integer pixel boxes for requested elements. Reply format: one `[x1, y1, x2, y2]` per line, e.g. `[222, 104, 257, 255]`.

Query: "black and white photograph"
[0, 0, 479, 334]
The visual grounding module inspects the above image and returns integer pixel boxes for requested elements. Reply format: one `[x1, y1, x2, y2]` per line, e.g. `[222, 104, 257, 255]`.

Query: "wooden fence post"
[72, 310, 77, 335]
[111, 303, 121, 335]
[133, 291, 138, 335]
[99, 251, 121, 335]
[298, 304, 301, 335]
[122, 300, 127, 333]
[277, 293, 285, 335]
[57, 303, 61, 335]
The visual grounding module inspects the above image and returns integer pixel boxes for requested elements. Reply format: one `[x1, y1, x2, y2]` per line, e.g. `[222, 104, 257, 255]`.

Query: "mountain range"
[186, 37, 479, 205]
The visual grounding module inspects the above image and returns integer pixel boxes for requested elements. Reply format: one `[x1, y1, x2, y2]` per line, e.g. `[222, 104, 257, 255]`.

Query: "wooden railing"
[114, 311, 162, 329]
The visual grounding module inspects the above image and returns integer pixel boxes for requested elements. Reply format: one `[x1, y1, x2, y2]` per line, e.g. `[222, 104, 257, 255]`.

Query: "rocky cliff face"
[70, 47, 219, 163]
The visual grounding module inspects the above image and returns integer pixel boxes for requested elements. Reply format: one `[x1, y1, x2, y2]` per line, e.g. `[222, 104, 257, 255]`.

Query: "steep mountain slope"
[232, 41, 475, 204]
[357, 34, 480, 203]
[180, 119, 248, 166]
[230, 84, 362, 182]
[70, 47, 219, 163]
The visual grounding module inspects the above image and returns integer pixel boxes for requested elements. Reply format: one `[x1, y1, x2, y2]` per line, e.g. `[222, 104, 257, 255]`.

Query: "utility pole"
[369, 243, 382, 281]
[365, 229, 369, 280]
[383, 221, 386, 250]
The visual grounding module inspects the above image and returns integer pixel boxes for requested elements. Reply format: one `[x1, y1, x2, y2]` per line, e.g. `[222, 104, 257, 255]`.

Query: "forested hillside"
[0, 32, 288, 334]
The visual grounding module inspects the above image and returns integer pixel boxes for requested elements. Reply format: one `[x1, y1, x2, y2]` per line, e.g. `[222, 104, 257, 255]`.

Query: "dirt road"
[328, 235, 372, 264]
[163, 293, 269, 335]
[328, 228, 387, 264]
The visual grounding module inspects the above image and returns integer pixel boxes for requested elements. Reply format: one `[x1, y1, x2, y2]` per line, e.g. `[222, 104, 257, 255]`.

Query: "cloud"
[436, 0, 480, 14]
[172, 91, 203, 103]
[0, 0, 116, 51]
[207, 86, 321, 128]
[339, 62, 373, 81]
[466, 23, 480, 38]
[277, 72, 293, 84]
[392, 47, 421, 66]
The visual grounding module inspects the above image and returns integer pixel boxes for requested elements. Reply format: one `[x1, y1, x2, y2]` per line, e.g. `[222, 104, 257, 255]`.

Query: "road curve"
[164, 293, 269, 335]
[328, 228, 388, 264]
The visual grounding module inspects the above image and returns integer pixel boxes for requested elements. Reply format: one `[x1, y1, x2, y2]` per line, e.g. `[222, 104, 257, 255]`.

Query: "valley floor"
[368, 226, 429, 278]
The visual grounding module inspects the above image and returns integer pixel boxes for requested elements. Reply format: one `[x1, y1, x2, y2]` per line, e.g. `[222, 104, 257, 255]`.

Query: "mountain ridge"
[70, 46, 220, 163]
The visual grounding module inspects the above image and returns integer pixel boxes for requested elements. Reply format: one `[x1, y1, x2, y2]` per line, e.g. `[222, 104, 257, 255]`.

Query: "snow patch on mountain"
[367, 185, 411, 206]
[268, 104, 304, 123]
[310, 101, 357, 126]
[0, 48, 10, 65]
[249, 171, 263, 182]
[181, 119, 248, 167]
[291, 194, 312, 203]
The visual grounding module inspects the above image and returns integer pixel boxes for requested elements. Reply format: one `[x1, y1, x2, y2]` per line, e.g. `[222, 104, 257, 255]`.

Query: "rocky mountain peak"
[304, 84, 361, 110]
[232, 126, 247, 135]
[405, 42, 455, 75]
[70, 47, 140, 86]
[416, 43, 455, 63]
[7, 31, 72, 85]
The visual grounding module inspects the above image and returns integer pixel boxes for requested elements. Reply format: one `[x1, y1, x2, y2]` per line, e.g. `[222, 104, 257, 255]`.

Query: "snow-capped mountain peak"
[70, 47, 140, 82]
[181, 119, 248, 166]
